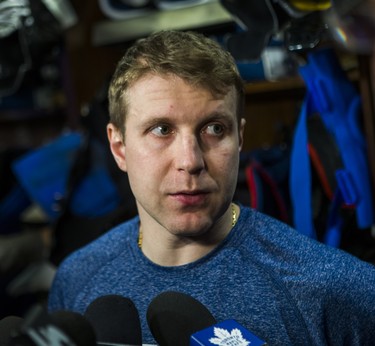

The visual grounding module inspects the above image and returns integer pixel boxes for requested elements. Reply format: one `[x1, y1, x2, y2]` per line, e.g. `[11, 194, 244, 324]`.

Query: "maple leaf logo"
[209, 327, 250, 346]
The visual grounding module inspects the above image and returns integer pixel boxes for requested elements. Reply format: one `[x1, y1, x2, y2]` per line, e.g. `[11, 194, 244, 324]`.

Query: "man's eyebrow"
[137, 116, 172, 130]
[200, 111, 235, 124]
[206, 111, 234, 120]
[137, 110, 235, 131]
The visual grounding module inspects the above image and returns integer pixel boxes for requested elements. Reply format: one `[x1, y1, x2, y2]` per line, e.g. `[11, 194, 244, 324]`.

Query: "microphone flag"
[190, 319, 267, 346]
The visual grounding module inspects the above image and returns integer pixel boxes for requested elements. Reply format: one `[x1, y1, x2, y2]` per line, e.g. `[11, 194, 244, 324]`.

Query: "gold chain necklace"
[138, 203, 238, 248]
[138, 224, 143, 248]
[231, 202, 238, 227]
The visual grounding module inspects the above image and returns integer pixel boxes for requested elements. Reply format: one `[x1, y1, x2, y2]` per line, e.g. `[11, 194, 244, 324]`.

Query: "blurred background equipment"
[324, 0, 375, 54]
[220, 0, 333, 61]
[0, 0, 77, 97]
[221, 0, 375, 58]
[0, 0, 79, 320]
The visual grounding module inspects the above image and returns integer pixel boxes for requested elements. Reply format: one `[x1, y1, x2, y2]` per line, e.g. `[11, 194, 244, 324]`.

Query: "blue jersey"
[48, 206, 375, 345]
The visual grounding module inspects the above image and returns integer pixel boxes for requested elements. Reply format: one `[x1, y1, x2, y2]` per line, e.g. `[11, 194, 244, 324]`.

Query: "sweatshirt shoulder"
[237, 206, 375, 289]
[236, 207, 375, 336]
[48, 217, 139, 311]
[64, 216, 138, 264]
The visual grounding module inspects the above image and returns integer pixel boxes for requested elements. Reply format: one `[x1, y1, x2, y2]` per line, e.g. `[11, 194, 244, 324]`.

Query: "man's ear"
[239, 117, 246, 151]
[107, 123, 127, 172]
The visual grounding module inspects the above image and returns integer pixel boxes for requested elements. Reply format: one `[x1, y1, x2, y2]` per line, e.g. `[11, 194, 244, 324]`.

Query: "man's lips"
[169, 191, 209, 206]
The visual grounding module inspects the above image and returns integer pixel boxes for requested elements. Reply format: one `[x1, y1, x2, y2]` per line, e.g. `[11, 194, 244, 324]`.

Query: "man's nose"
[174, 135, 205, 174]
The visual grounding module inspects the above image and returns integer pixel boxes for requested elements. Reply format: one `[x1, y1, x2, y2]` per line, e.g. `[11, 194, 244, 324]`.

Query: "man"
[48, 30, 375, 345]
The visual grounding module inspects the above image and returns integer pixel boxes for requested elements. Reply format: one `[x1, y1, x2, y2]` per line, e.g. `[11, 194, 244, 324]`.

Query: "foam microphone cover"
[8, 308, 96, 346]
[146, 291, 217, 346]
[50, 310, 97, 346]
[0, 316, 24, 345]
[84, 295, 142, 346]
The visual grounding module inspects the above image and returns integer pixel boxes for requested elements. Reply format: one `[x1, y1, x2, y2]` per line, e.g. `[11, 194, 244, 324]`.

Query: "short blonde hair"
[108, 30, 245, 134]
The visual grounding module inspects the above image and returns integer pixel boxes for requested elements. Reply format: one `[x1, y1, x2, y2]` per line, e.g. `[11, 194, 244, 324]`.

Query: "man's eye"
[205, 123, 224, 136]
[151, 125, 172, 136]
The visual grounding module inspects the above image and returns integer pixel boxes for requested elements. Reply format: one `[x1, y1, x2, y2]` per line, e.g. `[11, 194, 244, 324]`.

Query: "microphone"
[147, 291, 268, 346]
[146, 291, 217, 346]
[84, 295, 142, 346]
[0, 316, 24, 346]
[9, 305, 96, 346]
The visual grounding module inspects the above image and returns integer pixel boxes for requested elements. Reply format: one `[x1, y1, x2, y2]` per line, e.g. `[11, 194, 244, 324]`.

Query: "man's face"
[108, 73, 245, 237]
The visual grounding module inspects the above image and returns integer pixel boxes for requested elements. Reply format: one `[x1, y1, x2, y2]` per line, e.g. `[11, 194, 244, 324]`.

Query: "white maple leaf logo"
[209, 327, 251, 346]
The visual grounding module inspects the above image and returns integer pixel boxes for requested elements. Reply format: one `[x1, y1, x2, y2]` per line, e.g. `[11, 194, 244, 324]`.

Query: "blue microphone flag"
[190, 319, 267, 346]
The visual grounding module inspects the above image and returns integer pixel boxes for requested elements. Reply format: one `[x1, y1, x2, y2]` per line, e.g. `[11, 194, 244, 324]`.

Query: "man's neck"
[138, 204, 239, 267]
[141, 235, 219, 267]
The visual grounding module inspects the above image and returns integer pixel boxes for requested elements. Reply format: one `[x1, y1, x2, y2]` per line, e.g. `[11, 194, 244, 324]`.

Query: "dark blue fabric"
[12, 132, 82, 221]
[290, 95, 315, 239]
[0, 185, 31, 234]
[11, 132, 121, 221]
[237, 147, 291, 223]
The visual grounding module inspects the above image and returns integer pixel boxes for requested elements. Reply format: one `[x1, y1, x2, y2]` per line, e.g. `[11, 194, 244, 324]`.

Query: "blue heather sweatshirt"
[48, 206, 375, 345]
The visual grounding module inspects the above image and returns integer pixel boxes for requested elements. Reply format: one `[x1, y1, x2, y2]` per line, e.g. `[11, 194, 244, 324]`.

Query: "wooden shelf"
[245, 77, 305, 95]
[243, 61, 360, 97]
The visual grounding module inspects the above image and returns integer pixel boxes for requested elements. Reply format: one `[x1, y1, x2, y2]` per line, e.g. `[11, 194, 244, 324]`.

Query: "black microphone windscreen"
[0, 316, 23, 345]
[84, 295, 142, 346]
[146, 291, 217, 346]
[9, 307, 96, 346]
[51, 310, 97, 346]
